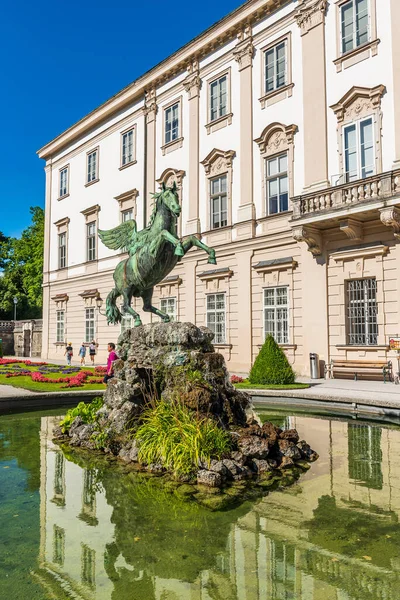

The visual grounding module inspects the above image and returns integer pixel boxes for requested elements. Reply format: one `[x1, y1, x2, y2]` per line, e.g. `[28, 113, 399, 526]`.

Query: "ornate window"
[264, 286, 289, 344]
[120, 127, 135, 167]
[58, 232, 67, 269]
[347, 278, 378, 345]
[86, 148, 99, 185]
[255, 123, 297, 218]
[56, 310, 65, 343]
[201, 148, 235, 231]
[85, 307, 95, 343]
[59, 165, 69, 199]
[160, 297, 176, 322]
[206, 293, 226, 344]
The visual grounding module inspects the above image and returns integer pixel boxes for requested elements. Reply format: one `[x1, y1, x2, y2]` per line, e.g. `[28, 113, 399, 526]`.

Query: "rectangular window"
[265, 41, 287, 93]
[87, 222, 96, 262]
[87, 150, 98, 183]
[121, 314, 132, 334]
[206, 293, 226, 344]
[81, 545, 96, 588]
[165, 102, 179, 145]
[121, 129, 134, 166]
[85, 308, 95, 343]
[56, 310, 65, 343]
[264, 287, 289, 344]
[347, 278, 378, 345]
[344, 117, 374, 182]
[266, 153, 289, 215]
[122, 208, 134, 222]
[59, 167, 69, 198]
[210, 75, 227, 122]
[160, 297, 176, 322]
[210, 175, 228, 229]
[341, 0, 369, 54]
[53, 526, 65, 566]
[58, 232, 66, 269]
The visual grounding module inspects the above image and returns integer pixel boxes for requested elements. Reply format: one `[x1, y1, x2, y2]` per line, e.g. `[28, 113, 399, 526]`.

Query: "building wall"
[40, 0, 400, 376]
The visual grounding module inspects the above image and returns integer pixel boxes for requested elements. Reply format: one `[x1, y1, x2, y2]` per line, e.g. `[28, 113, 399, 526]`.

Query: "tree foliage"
[248, 334, 295, 385]
[0, 207, 44, 320]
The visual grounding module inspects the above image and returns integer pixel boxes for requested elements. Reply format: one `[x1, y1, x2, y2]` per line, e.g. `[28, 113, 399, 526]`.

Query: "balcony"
[290, 170, 400, 255]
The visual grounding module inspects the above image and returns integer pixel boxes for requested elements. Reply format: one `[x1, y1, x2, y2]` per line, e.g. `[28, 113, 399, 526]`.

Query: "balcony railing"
[291, 170, 400, 220]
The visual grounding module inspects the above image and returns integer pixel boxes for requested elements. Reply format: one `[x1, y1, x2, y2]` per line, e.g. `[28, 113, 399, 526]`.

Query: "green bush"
[60, 396, 104, 433]
[135, 401, 231, 476]
[248, 335, 295, 385]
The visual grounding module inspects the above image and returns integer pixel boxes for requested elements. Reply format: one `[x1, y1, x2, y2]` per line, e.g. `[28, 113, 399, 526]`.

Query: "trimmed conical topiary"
[249, 335, 295, 385]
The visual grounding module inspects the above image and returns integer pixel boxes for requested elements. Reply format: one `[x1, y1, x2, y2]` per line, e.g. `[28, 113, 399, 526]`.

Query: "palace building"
[38, 0, 400, 376]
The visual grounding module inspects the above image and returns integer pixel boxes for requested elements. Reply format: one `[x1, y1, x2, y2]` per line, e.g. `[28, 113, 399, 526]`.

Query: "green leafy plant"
[249, 335, 295, 385]
[91, 429, 111, 450]
[60, 396, 104, 433]
[135, 401, 231, 476]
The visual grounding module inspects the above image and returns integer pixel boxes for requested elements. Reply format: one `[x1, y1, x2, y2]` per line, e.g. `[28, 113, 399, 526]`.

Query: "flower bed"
[0, 360, 105, 389]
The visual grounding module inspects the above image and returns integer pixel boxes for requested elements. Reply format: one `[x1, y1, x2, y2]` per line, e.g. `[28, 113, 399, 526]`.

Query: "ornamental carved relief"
[380, 207, 400, 240]
[201, 148, 236, 176]
[156, 168, 185, 190]
[255, 123, 297, 156]
[295, 0, 328, 35]
[183, 60, 202, 99]
[330, 85, 386, 124]
[143, 88, 158, 123]
[233, 27, 254, 71]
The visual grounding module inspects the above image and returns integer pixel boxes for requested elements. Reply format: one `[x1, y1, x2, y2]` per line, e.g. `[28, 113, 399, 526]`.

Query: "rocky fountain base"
[54, 322, 318, 508]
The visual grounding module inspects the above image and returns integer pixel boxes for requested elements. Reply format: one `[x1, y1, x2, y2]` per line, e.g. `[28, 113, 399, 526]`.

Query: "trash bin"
[310, 353, 319, 379]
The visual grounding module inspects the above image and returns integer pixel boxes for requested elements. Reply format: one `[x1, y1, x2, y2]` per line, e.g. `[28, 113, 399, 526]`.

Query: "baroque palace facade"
[39, 0, 400, 375]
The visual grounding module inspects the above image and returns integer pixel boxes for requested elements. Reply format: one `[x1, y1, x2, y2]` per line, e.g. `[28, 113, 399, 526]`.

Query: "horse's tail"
[106, 288, 122, 325]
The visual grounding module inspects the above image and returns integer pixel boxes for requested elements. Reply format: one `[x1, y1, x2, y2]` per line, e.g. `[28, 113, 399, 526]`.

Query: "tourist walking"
[104, 343, 118, 384]
[89, 340, 97, 365]
[78, 342, 87, 366]
[64, 342, 73, 366]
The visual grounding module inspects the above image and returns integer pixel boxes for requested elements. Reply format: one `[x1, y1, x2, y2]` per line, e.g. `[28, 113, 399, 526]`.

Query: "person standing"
[78, 342, 87, 366]
[89, 340, 97, 365]
[104, 343, 118, 384]
[64, 342, 73, 366]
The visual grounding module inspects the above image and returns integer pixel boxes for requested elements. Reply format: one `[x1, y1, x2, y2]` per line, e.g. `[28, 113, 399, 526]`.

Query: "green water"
[1, 408, 400, 599]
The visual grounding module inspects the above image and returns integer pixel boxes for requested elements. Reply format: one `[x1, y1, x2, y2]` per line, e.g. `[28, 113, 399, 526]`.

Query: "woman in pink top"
[103, 342, 118, 384]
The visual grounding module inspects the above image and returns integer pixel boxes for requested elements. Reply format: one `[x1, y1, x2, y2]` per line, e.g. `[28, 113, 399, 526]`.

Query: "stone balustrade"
[292, 170, 400, 220]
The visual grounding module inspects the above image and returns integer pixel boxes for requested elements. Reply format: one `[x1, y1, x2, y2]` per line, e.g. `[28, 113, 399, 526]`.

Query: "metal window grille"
[347, 278, 378, 345]
[206, 293, 226, 344]
[160, 297, 176, 322]
[341, 0, 369, 54]
[85, 308, 95, 343]
[59, 167, 68, 197]
[58, 233, 66, 269]
[210, 175, 228, 229]
[87, 150, 98, 183]
[265, 41, 287, 93]
[56, 310, 65, 343]
[264, 286, 289, 344]
[121, 130, 134, 165]
[87, 223, 96, 262]
[210, 75, 227, 122]
[266, 154, 289, 215]
[165, 103, 179, 144]
[348, 424, 383, 490]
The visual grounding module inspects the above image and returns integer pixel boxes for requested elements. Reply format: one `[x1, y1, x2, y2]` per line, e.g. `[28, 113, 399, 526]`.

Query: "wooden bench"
[325, 360, 392, 382]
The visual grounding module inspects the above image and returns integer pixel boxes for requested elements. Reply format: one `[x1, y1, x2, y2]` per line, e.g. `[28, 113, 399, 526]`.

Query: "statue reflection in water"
[33, 414, 400, 600]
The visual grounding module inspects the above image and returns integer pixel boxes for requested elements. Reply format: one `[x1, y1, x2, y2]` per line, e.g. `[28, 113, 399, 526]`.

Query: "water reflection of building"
[34, 415, 400, 599]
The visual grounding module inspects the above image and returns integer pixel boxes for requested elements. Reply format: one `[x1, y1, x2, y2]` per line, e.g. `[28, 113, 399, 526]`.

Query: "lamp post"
[13, 297, 18, 321]
[95, 297, 106, 316]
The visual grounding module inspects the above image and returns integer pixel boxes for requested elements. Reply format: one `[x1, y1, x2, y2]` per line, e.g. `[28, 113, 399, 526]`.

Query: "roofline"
[37, 0, 289, 160]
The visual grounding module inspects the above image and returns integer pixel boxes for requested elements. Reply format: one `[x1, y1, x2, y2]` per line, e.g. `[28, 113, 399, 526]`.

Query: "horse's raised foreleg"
[150, 230, 184, 257]
[182, 236, 217, 264]
[141, 288, 170, 323]
[121, 288, 142, 327]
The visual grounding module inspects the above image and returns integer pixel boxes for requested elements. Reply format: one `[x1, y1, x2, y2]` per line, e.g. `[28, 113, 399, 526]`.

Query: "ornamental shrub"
[248, 335, 295, 385]
[60, 396, 104, 433]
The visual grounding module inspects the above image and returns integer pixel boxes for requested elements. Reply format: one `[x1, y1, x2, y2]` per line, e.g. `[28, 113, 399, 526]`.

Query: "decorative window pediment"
[156, 168, 185, 190]
[255, 123, 297, 156]
[201, 149, 235, 177]
[330, 85, 386, 124]
[79, 288, 100, 307]
[51, 293, 69, 309]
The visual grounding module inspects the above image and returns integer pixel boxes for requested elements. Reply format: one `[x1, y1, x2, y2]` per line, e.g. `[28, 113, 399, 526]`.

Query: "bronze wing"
[98, 220, 137, 251]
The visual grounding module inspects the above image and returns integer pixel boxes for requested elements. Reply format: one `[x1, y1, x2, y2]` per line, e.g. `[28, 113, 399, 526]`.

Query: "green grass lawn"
[233, 381, 310, 390]
[0, 362, 105, 393]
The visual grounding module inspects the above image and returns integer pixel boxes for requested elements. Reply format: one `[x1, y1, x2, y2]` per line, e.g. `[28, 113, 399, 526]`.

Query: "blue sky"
[0, 0, 243, 237]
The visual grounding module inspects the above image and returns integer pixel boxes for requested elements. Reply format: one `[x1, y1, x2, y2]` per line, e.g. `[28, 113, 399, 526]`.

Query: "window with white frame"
[87, 222, 96, 262]
[347, 278, 378, 345]
[341, 0, 369, 54]
[165, 103, 179, 144]
[56, 310, 65, 343]
[121, 129, 134, 166]
[264, 287, 289, 344]
[265, 41, 287, 94]
[87, 150, 98, 183]
[206, 293, 226, 344]
[58, 232, 66, 269]
[85, 308, 95, 343]
[122, 208, 134, 222]
[160, 297, 176, 322]
[210, 175, 228, 229]
[266, 153, 289, 215]
[59, 167, 68, 198]
[120, 313, 133, 334]
[209, 75, 227, 122]
[344, 117, 374, 182]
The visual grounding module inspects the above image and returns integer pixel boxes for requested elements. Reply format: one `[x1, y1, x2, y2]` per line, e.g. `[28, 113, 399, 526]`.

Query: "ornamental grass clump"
[249, 335, 295, 385]
[135, 401, 232, 476]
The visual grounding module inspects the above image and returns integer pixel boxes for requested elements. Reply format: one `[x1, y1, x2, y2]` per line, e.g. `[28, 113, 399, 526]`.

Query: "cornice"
[37, 0, 291, 160]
